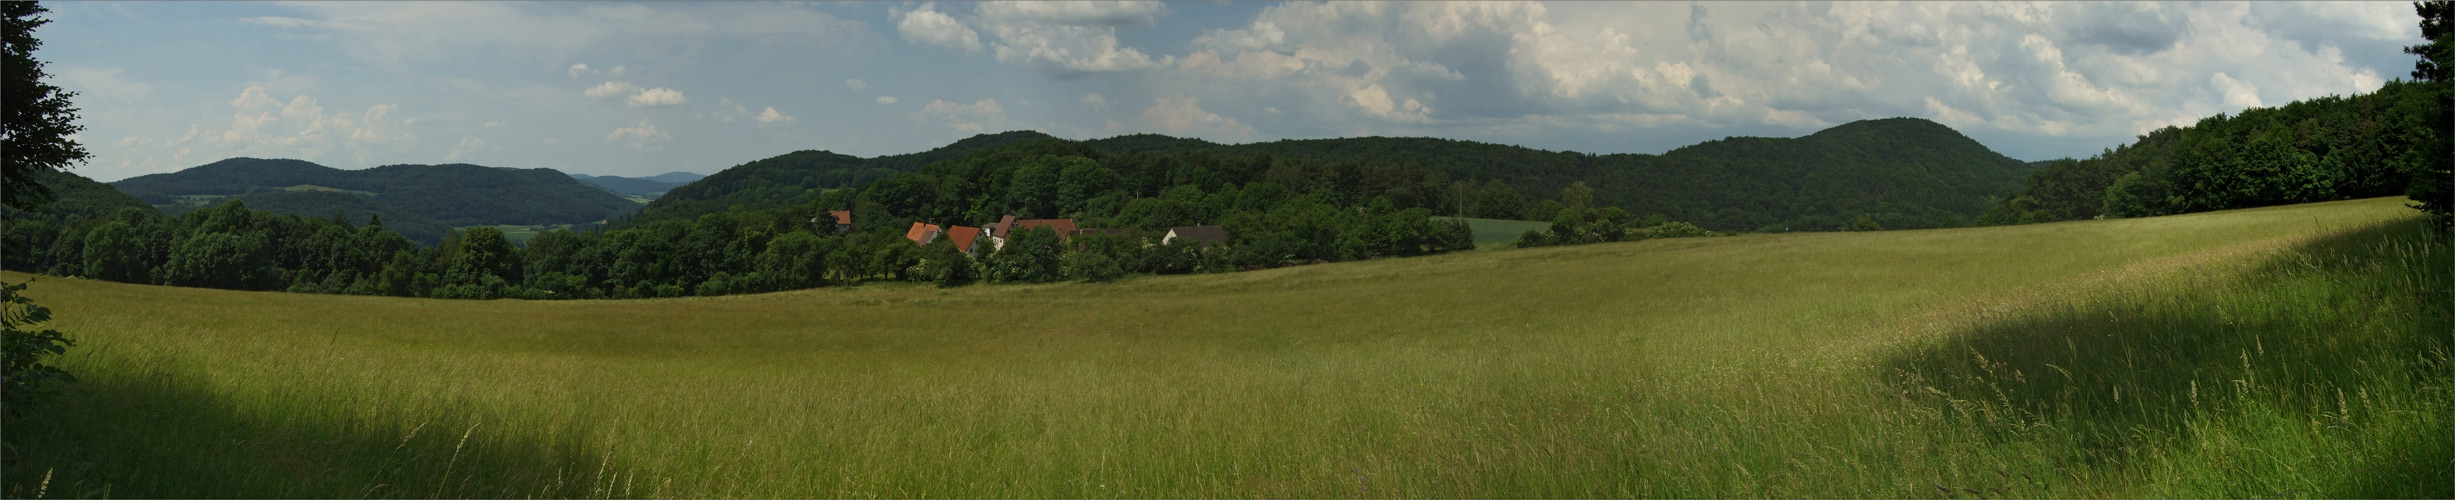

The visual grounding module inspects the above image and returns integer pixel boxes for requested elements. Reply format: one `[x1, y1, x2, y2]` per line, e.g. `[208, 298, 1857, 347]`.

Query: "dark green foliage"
[110, 158, 641, 231]
[0, 280, 73, 431]
[2406, 1, 2455, 226]
[632, 131, 1064, 226]
[1851, 216, 1884, 232]
[914, 238, 980, 287]
[214, 190, 451, 243]
[1983, 79, 2449, 225]
[634, 118, 2032, 233]
[1060, 248, 1126, 283]
[986, 227, 1065, 284]
[2, 2, 88, 212]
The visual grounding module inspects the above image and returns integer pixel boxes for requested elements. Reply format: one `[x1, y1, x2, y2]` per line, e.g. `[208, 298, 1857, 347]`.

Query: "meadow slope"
[3, 197, 2445, 498]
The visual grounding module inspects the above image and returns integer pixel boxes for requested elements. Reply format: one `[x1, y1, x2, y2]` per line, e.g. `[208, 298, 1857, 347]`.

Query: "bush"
[1, 280, 74, 430]
[1062, 251, 1126, 282]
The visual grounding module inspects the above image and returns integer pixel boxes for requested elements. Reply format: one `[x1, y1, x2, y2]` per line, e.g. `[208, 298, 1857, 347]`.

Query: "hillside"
[629, 130, 1062, 224]
[6, 198, 2440, 497]
[642, 118, 2034, 231]
[570, 174, 685, 197]
[109, 158, 642, 232]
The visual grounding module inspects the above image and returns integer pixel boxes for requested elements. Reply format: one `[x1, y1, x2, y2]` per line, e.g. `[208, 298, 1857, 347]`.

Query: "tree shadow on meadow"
[1882, 218, 2452, 497]
[1, 364, 638, 499]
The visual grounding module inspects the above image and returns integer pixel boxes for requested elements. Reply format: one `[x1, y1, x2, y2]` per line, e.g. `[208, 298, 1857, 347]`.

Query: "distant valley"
[570, 172, 706, 201]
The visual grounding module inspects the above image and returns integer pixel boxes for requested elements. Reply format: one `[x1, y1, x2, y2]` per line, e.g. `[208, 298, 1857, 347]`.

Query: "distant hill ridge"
[570, 172, 704, 198]
[111, 158, 643, 240]
[641, 117, 2037, 231]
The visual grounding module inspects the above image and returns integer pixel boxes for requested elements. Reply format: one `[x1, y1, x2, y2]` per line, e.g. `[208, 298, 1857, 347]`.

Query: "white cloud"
[877, 96, 899, 106]
[756, 106, 795, 125]
[446, 136, 485, 162]
[922, 98, 1004, 134]
[983, 15, 1169, 76]
[483, 120, 509, 129]
[132, 86, 424, 167]
[567, 63, 591, 79]
[1143, 96, 1253, 142]
[605, 120, 670, 149]
[1080, 93, 1108, 111]
[975, 1, 1165, 27]
[2209, 72, 2263, 109]
[844, 78, 867, 91]
[243, 3, 871, 73]
[583, 81, 637, 99]
[627, 87, 686, 107]
[52, 67, 152, 102]
[896, 3, 985, 52]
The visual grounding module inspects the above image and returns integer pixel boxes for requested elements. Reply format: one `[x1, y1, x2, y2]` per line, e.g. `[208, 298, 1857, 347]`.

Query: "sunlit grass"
[3, 197, 2443, 497]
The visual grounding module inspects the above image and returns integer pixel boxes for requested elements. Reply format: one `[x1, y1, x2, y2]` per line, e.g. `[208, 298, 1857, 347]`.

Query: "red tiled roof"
[905, 222, 942, 245]
[828, 210, 852, 225]
[946, 226, 982, 252]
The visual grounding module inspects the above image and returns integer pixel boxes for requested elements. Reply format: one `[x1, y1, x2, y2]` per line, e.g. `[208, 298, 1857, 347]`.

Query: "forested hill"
[630, 130, 1063, 224]
[640, 117, 2035, 231]
[109, 158, 643, 234]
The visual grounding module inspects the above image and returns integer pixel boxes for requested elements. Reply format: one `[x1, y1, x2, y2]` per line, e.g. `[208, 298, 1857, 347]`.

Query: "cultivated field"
[1434, 216, 1552, 248]
[3, 197, 2445, 498]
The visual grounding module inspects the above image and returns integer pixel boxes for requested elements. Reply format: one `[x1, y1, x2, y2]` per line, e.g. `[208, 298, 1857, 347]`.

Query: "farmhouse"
[1163, 225, 1228, 246]
[944, 225, 985, 254]
[985, 216, 1079, 250]
[904, 222, 943, 245]
[827, 210, 852, 232]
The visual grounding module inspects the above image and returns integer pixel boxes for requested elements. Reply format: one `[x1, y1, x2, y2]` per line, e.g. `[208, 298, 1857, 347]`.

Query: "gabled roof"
[1012, 219, 1078, 238]
[946, 226, 983, 252]
[1165, 225, 1229, 245]
[986, 214, 1018, 237]
[905, 222, 943, 245]
[828, 210, 852, 225]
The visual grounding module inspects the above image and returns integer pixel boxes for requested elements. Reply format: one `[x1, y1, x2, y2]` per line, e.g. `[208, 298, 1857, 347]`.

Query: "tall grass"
[1, 197, 2442, 497]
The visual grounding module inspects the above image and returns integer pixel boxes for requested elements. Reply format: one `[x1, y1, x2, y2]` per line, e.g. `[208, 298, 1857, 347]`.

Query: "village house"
[904, 222, 942, 245]
[1163, 225, 1228, 246]
[984, 216, 1078, 250]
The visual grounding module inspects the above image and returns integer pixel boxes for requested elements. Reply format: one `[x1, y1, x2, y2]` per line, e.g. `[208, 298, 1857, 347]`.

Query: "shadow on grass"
[1883, 217, 2453, 497]
[1, 363, 636, 498]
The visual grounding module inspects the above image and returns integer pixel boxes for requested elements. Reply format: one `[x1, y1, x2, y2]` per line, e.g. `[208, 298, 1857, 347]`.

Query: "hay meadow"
[3, 197, 2445, 498]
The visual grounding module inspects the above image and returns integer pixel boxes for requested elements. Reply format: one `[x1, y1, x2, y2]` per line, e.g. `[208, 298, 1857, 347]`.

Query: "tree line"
[1983, 2, 2452, 227]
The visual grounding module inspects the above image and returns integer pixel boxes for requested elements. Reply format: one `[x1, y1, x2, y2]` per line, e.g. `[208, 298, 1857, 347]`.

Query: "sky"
[35, 1, 2426, 182]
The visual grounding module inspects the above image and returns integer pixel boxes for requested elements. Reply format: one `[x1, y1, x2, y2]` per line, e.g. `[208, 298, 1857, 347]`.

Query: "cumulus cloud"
[1153, 1, 2414, 158]
[583, 81, 637, 99]
[877, 96, 899, 106]
[921, 98, 1004, 134]
[976, 1, 1164, 27]
[446, 136, 484, 162]
[756, 106, 795, 125]
[1080, 93, 1108, 111]
[605, 120, 670, 149]
[119, 86, 424, 169]
[897, 3, 985, 52]
[627, 87, 686, 107]
[1143, 96, 1253, 142]
[242, 3, 871, 73]
[844, 78, 867, 91]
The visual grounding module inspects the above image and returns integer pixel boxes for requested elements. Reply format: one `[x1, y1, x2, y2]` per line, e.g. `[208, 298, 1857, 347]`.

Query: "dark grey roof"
[1167, 225, 1228, 244]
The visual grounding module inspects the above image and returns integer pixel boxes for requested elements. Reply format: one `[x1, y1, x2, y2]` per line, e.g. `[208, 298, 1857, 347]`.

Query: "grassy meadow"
[2, 197, 2446, 498]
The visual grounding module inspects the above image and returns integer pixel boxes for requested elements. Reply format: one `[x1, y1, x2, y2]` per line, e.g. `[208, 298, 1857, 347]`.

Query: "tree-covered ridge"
[629, 130, 1065, 225]
[105, 157, 643, 230]
[1980, 79, 2448, 225]
[640, 118, 2036, 232]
